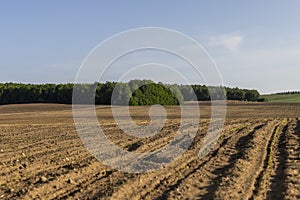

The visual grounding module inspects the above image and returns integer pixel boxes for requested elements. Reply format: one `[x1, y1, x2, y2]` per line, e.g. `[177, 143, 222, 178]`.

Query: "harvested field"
[0, 102, 299, 199]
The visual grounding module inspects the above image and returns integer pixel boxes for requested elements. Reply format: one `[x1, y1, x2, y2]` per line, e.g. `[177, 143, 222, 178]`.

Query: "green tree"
[226, 87, 245, 101]
[129, 83, 179, 106]
[168, 84, 184, 104]
[244, 90, 260, 101]
[111, 83, 131, 105]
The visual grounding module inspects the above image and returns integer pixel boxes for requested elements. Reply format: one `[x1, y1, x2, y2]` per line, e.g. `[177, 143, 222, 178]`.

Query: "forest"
[0, 80, 263, 105]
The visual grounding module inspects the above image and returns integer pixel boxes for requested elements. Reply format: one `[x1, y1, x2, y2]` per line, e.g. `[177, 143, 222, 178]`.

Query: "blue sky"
[0, 1, 299, 94]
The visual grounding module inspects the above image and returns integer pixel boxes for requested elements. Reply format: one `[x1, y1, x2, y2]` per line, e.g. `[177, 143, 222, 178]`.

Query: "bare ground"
[0, 102, 299, 199]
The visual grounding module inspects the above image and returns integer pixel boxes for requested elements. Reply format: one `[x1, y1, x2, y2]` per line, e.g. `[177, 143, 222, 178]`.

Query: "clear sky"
[0, 1, 299, 94]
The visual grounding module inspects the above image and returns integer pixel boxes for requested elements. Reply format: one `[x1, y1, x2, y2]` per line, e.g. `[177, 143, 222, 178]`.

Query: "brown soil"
[0, 102, 299, 199]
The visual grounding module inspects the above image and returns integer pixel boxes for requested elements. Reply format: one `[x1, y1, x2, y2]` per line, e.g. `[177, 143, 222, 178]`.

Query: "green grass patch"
[261, 94, 300, 103]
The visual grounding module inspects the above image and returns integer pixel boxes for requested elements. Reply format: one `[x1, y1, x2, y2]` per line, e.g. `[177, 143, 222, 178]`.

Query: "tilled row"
[0, 117, 249, 199]
[1, 117, 299, 200]
[110, 119, 267, 200]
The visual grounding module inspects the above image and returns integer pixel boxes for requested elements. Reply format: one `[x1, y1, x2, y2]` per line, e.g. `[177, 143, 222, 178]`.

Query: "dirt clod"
[40, 176, 48, 183]
[67, 178, 75, 184]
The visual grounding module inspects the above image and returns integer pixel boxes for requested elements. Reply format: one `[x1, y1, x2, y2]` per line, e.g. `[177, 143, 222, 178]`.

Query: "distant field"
[262, 93, 300, 103]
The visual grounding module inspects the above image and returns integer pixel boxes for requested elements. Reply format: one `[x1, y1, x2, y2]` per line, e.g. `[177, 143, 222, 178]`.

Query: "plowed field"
[0, 102, 299, 199]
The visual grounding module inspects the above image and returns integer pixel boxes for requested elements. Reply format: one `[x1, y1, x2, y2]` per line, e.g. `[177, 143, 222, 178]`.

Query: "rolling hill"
[262, 93, 300, 103]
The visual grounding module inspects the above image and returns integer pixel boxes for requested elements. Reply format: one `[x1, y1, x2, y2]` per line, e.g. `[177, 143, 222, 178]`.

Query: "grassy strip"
[262, 94, 300, 103]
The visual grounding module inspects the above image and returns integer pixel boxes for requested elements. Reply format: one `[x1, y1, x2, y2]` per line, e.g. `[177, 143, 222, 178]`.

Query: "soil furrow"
[249, 120, 287, 200]
[282, 119, 300, 199]
[111, 120, 265, 199]
[203, 120, 278, 200]
[267, 120, 290, 199]
[1, 104, 300, 199]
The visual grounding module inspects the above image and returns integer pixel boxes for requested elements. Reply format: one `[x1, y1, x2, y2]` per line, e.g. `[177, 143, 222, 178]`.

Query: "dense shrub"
[129, 83, 181, 106]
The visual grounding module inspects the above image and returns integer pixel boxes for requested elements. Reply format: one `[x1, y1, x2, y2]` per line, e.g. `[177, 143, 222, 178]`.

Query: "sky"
[0, 1, 300, 94]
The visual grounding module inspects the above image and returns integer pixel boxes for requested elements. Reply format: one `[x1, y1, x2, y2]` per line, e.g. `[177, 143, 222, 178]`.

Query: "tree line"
[0, 80, 264, 105]
[275, 91, 300, 95]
